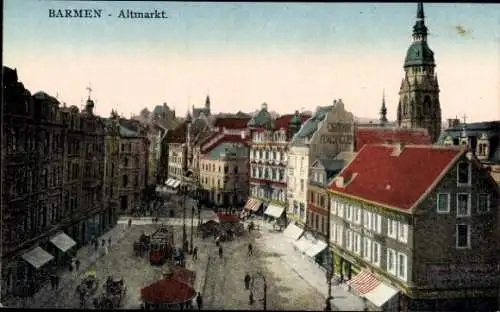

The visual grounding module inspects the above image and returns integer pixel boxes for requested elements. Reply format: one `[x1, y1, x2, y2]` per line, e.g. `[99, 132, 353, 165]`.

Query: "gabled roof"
[202, 134, 250, 154]
[329, 144, 466, 212]
[166, 122, 187, 144]
[213, 116, 251, 129]
[355, 127, 431, 151]
[206, 142, 249, 160]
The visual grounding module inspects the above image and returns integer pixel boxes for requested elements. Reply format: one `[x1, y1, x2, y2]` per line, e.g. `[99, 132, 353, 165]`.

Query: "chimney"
[391, 142, 405, 156]
[335, 176, 344, 188]
[261, 103, 268, 110]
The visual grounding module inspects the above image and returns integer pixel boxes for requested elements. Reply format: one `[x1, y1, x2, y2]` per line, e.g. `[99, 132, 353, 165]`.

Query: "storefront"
[20, 246, 55, 295]
[283, 222, 304, 240]
[48, 232, 77, 268]
[241, 198, 262, 218]
[292, 232, 328, 265]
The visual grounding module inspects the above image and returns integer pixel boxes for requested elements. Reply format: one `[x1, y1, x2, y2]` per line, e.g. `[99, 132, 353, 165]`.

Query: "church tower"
[397, 2, 442, 142]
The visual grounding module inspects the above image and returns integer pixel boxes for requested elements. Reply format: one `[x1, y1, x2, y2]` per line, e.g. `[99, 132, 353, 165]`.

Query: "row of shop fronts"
[241, 197, 287, 225]
[1, 207, 118, 301]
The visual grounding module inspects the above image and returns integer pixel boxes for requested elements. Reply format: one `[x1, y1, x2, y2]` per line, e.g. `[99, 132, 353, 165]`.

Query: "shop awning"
[304, 240, 327, 258]
[244, 199, 261, 212]
[165, 178, 173, 186]
[21, 246, 54, 269]
[346, 269, 381, 296]
[283, 223, 303, 240]
[167, 179, 177, 187]
[141, 268, 196, 305]
[171, 180, 181, 189]
[293, 236, 313, 253]
[264, 204, 285, 218]
[50, 232, 77, 253]
[363, 281, 399, 307]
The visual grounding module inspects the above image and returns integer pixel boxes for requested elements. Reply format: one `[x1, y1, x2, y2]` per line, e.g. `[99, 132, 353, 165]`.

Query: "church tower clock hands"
[397, 1, 442, 143]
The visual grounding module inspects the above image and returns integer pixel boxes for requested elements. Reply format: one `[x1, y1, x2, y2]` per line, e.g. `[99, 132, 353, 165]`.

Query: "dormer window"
[457, 161, 471, 185]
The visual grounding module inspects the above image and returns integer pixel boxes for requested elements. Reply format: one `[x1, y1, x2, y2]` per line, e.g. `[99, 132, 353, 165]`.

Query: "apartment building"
[328, 143, 499, 312]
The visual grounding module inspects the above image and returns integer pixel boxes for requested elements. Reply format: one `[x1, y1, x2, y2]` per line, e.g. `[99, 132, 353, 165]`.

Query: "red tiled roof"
[214, 117, 251, 129]
[166, 122, 187, 143]
[274, 114, 310, 130]
[140, 270, 196, 304]
[202, 134, 251, 154]
[217, 213, 240, 223]
[355, 127, 431, 152]
[329, 144, 465, 211]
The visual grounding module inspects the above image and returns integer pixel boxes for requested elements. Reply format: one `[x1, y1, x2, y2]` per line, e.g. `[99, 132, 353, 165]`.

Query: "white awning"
[293, 237, 313, 253]
[165, 178, 173, 186]
[21, 247, 54, 269]
[167, 179, 177, 187]
[264, 204, 285, 218]
[283, 223, 303, 240]
[172, 180, 181, 189]
[50, 232, 77, 253]
[304, 240, 328, 258]
[363, 282, 399, 307]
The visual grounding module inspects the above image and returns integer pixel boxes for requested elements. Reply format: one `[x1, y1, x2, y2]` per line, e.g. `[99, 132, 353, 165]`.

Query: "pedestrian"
[128, 218, 132, 227]
[54, 275, 60, 290]
[196, 292, 203, 310]
[108, 237, 112, 247]
[192, 246, 198, 260]
[94, 240, 99, 252]
[101, 239, 106, 247]
[248, 243, 253, 256]
[244, 273, 251, 290]
[50, 274, 56, 290]
[218, 245, 223, 259]
[75, 259, 81, 271]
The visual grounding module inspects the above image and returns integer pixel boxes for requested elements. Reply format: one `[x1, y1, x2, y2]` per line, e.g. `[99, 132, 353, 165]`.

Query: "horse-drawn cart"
[76, 270, 100, 307]
[93, 276, 127, 309]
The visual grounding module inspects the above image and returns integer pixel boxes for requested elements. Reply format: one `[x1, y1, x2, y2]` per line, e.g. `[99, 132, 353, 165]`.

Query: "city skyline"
[4, 1, 500, 122]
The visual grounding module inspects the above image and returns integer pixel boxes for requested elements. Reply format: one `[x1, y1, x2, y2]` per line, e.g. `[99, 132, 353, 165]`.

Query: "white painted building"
[287, 100, 355, 226]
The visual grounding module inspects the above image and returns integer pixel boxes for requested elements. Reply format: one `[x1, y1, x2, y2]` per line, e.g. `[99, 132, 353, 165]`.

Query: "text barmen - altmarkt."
[48, 9, 169, 19]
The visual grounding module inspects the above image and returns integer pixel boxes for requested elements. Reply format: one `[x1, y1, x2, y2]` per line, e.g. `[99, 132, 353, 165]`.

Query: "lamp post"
[197, 184, 202, 226]
[325, 193, 333, 312]
[244, 272, 267, 311]
[190, 188, 195, 254]
[182, 184, 187, 251]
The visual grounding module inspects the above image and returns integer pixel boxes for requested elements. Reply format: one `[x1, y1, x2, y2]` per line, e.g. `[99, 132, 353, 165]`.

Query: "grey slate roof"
[317, 158, 345, 173]
[207, 142, 249, 160]
[120, 125, 139, 137]
[292, 106, 333, 145]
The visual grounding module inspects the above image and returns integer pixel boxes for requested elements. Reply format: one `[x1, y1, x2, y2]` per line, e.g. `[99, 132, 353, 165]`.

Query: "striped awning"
[346, 269, 381, 296]
[165, 178, 173, 186]
[244, 199, 261, 212]
[172, 180, 181, 189]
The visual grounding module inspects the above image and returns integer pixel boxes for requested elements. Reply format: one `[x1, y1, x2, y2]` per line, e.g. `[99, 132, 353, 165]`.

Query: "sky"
[4, 1, 500, 122]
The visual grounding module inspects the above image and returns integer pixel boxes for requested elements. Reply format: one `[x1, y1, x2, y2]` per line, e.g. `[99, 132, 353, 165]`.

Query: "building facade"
[117, 120, 149, 214]
[102, 110, 121, 227]
[396, 2, 442, 143]
[199, 139, 250, 207]
[439, 121, 500, 185]
[1, 67, 117, 300]
[247, 104, 307, 220]
[328, 144, 499, 312]
[287, 100, 355, 225]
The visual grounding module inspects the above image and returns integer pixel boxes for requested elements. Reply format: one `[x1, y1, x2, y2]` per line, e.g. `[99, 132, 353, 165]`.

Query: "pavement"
[251, 219, 369, 311]
[4, 224, 131, 308]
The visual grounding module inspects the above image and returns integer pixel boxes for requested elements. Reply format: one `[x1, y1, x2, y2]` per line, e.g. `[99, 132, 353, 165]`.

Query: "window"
[331, 223, 337, 244]
[387, 249, 396, 275]
[397, 252, 408, 281]
[437, 193, 451, 213]
[477, 193, 490, 213]
[363, 237, 371, 261]
[372, 242, 381, 266]
[456, 224, 470, 248]
[353, 207, 361, 224]
[456, 193, 471, 217]
[353, 233, 361, 255]
[346, 204, 352, 221]
[363, 210, 370, 229]
[346, 230, 353, 250]
[338, 202, 344, 218]
[300, 179, 304, 192]
[457, 162, 471, 185]
[331, 199, 337, 215]
[337, 225, 344, 246]
[398, 222, 408, 243]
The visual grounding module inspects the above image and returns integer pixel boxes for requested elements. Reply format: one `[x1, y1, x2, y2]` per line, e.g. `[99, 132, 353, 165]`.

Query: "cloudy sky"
[4, 1, 500, 122]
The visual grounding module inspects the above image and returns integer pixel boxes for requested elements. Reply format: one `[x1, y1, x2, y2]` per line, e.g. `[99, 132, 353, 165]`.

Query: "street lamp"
[244, 272, 267, 311]
[190, 189, 195, 254]
[182, 184, 187, 252]
[325, 193, 333, 312]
